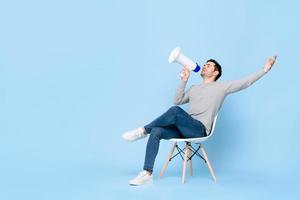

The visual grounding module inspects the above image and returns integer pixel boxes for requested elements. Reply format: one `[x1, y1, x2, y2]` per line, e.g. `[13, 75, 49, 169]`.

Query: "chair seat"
[168, 135, 210, 143]
[169, 114, 218, 144]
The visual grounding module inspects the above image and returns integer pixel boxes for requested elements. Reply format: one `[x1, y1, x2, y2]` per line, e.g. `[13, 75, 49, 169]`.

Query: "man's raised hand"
[264, 55, 277, 73]
[180, 66, 191, 82]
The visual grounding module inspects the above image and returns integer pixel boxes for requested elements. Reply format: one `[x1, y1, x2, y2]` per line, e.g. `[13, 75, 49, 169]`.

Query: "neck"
[202, 77, 215, 84]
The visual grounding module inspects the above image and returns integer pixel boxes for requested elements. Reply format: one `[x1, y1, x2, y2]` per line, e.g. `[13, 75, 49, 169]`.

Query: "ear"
[213, 70, 219, 77]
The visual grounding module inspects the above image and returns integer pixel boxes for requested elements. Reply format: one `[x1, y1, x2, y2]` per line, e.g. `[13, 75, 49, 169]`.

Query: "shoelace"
[137, 128, 145, 137]
[137, 171, 148, 178]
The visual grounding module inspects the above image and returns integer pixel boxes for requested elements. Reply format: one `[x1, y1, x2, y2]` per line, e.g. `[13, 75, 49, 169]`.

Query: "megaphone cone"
[168, 47, 201, 75]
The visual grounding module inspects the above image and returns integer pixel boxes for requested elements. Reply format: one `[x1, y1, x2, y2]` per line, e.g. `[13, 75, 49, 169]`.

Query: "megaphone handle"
[180, 68, 191, 77]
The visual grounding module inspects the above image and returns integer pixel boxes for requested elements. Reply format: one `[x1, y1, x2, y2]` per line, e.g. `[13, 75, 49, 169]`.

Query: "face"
[200, 61, 219, 79]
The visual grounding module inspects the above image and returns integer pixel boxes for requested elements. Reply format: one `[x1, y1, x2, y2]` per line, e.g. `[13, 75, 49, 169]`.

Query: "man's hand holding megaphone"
[181, 66, 191, 82]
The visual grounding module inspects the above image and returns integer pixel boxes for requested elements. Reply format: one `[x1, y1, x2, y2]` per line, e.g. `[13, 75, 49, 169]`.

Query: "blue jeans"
[143, 106, 207, 173]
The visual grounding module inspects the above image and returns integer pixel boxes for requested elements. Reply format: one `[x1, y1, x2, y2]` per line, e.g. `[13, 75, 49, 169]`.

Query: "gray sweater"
[174, 69, 266, 134]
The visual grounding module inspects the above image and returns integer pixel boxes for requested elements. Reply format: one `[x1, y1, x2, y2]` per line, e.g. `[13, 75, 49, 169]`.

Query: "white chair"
[159, 115, 218, 184]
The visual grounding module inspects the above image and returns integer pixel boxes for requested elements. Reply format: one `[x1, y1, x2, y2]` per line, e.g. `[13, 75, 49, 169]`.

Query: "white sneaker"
[122, 127, 147, 142]
[129, 171, 153, 186]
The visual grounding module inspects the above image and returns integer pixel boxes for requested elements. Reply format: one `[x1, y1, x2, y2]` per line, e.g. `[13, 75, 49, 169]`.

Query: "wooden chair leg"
[181, 143, 189, 184]
[188, 143, 193, 176]
[159, 142, 177, 178]
[199, 143, 217, 182]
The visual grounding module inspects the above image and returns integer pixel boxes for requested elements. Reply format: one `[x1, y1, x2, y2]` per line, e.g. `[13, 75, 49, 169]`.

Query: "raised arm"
[174, 66, 193, 105]
[223, 56, 277, 94]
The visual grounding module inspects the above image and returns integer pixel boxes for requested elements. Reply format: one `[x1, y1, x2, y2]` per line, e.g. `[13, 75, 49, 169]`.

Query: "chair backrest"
[208, 114, 218, 137]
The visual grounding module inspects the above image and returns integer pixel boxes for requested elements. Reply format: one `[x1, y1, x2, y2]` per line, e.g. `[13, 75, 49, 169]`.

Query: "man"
[122, 56, 277, 186]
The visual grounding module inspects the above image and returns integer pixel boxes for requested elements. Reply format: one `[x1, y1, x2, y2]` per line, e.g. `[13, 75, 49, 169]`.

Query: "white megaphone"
[168, 47, 201, 77]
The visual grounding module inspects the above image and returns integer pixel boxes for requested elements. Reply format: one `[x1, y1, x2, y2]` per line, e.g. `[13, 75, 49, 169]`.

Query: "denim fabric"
[143, 106, 206, 173]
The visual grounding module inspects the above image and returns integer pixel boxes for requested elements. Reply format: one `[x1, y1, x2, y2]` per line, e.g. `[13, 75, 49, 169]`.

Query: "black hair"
[206, 59, 222, 81]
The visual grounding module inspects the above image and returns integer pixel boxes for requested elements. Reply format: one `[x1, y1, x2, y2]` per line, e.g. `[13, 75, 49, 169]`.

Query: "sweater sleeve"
[222, 69, 267, 95]
[173, 80, 193, 105]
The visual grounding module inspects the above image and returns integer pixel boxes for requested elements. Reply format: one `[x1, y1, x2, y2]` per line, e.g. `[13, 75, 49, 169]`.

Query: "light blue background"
[1, 0, 299, 199]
